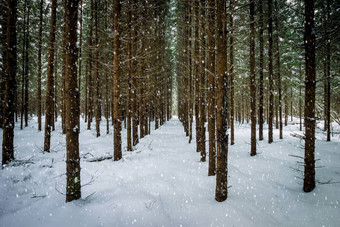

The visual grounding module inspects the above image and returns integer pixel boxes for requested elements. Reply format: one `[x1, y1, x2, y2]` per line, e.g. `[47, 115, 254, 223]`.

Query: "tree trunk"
[113, 0, 122, 161]
[2, 0, 17, 165]
[37, 0, 43, 131]
[274, 0, 283, 139]
[126, 1, 132, 151]
[43, 0, 57, 153]
[326, 0, 331, 142]
[207, 0, 216, 176]
[24, 2, 30, 128]
[78, 0, 83, 128]
[87, 0, 94, 131]
[194, 0, 200, 152]
[250, 0, 256, 156]
[268, 0, 274, 144]
[215, 0, 228, 202]
[199, 0, 206, 162]
[132, 0, 139, 146]
[230, 0, 235, 145]
[0, 1, 5, 129]
[65, 0, 81, 202]
[303, 0, 316, 193]
[95, 0, 101, 137]
[20, 0, 26, 130]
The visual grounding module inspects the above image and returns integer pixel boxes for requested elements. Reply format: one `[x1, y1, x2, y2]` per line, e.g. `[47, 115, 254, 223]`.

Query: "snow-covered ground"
[0, 116, 339, 227]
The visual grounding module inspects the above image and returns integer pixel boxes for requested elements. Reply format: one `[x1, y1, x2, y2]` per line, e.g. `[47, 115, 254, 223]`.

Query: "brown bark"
[268, 0, 274, 144]
[2, 0, 17, 165]
[188, 1, 193, 144]
[20, 0, 26, 130]
[194, 1, 200, 152]
[274, 0, 283, 139]
[326, 0, 331, 142]
[61, 0, 67, 134]
[303, 0, 316, 193]
[23, 0, 30, 128]
[65, 0, 81, 202]
[132, 0, 139, 146]
[78, 0, 83, 128]
[250, 0, 256, 156]
[258, 0, 264, 140]
[126, 1, 132, 151]
[207, 0, 216, 176]
[199, 0, 206, 162]
[230, 0, 235, 145]
[113, 0, 122, 161]
[215, 0, 228, 202]
[95, 0, 101, 137]
[0, 1, 5, 129]
[87, 0, 94, 131]
[44, 0, 57, 153]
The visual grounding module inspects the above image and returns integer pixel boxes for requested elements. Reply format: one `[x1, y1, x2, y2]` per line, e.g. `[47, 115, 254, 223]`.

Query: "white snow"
[0, 116, 339, 227]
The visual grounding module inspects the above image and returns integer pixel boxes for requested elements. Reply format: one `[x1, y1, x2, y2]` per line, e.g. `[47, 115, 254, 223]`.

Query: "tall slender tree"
[37, 0, 43, 131]
[65, 0, 81, 202]
[131, 0, 139, 146]
[113, 0, 122, 161]
[43, 0, 57, 153]
[95, 0, 101, 137]
[207, 0, 216, 176]
[2, 0, 17, 165]
[215, 0, 228, 202]
[229, 0, 235, 145]
[268, 0, 274, 143]
[274, 0, 283, 139]
[250, 0, 256, 156]
[303, 0, 316, 193]
[258, 0, 264, 141]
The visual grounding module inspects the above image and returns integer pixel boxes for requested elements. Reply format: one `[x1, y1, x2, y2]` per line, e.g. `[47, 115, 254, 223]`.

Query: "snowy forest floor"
[0, 116, 339, 227]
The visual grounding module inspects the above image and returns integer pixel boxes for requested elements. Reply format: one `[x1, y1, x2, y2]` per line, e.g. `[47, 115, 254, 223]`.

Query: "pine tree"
[215, 0, 228, 202]
[268, 0, 274, 144]
[113, 0, 122, 161]
[207, 0, 216, 176]
[249, 0, 256, 156]
[2, 0, 17, 165]
[43, 0, 57, 153]
[303, 0, 316, 193]
[65, 0, 81, 202]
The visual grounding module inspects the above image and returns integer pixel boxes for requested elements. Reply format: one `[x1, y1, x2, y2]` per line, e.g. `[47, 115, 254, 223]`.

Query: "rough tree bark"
[274, 0, 283, 139]
[208, 0, 216, 176]
[268, 0, 274, 144]
[43, 0, 57, 153]
[199, 0, 206, 162]
[2, 0, 17, 165]
[113, 0, 122, 161]
[258, 0, 264, 141]
[87, 0, 94, 131]
[303, 0, 316, 193]
[132, 0, 139, 146]
[250, 0, 256, 156]
[37, 0, 43, 131]
[230, 0, 235, 145]
[65, 0, 81, 202]
[95, 0, 101, 137]
[215, 0, 228, 202]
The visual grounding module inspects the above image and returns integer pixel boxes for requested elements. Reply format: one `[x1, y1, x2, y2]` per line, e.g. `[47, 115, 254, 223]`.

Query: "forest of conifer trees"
[0, 0, 339, 226]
